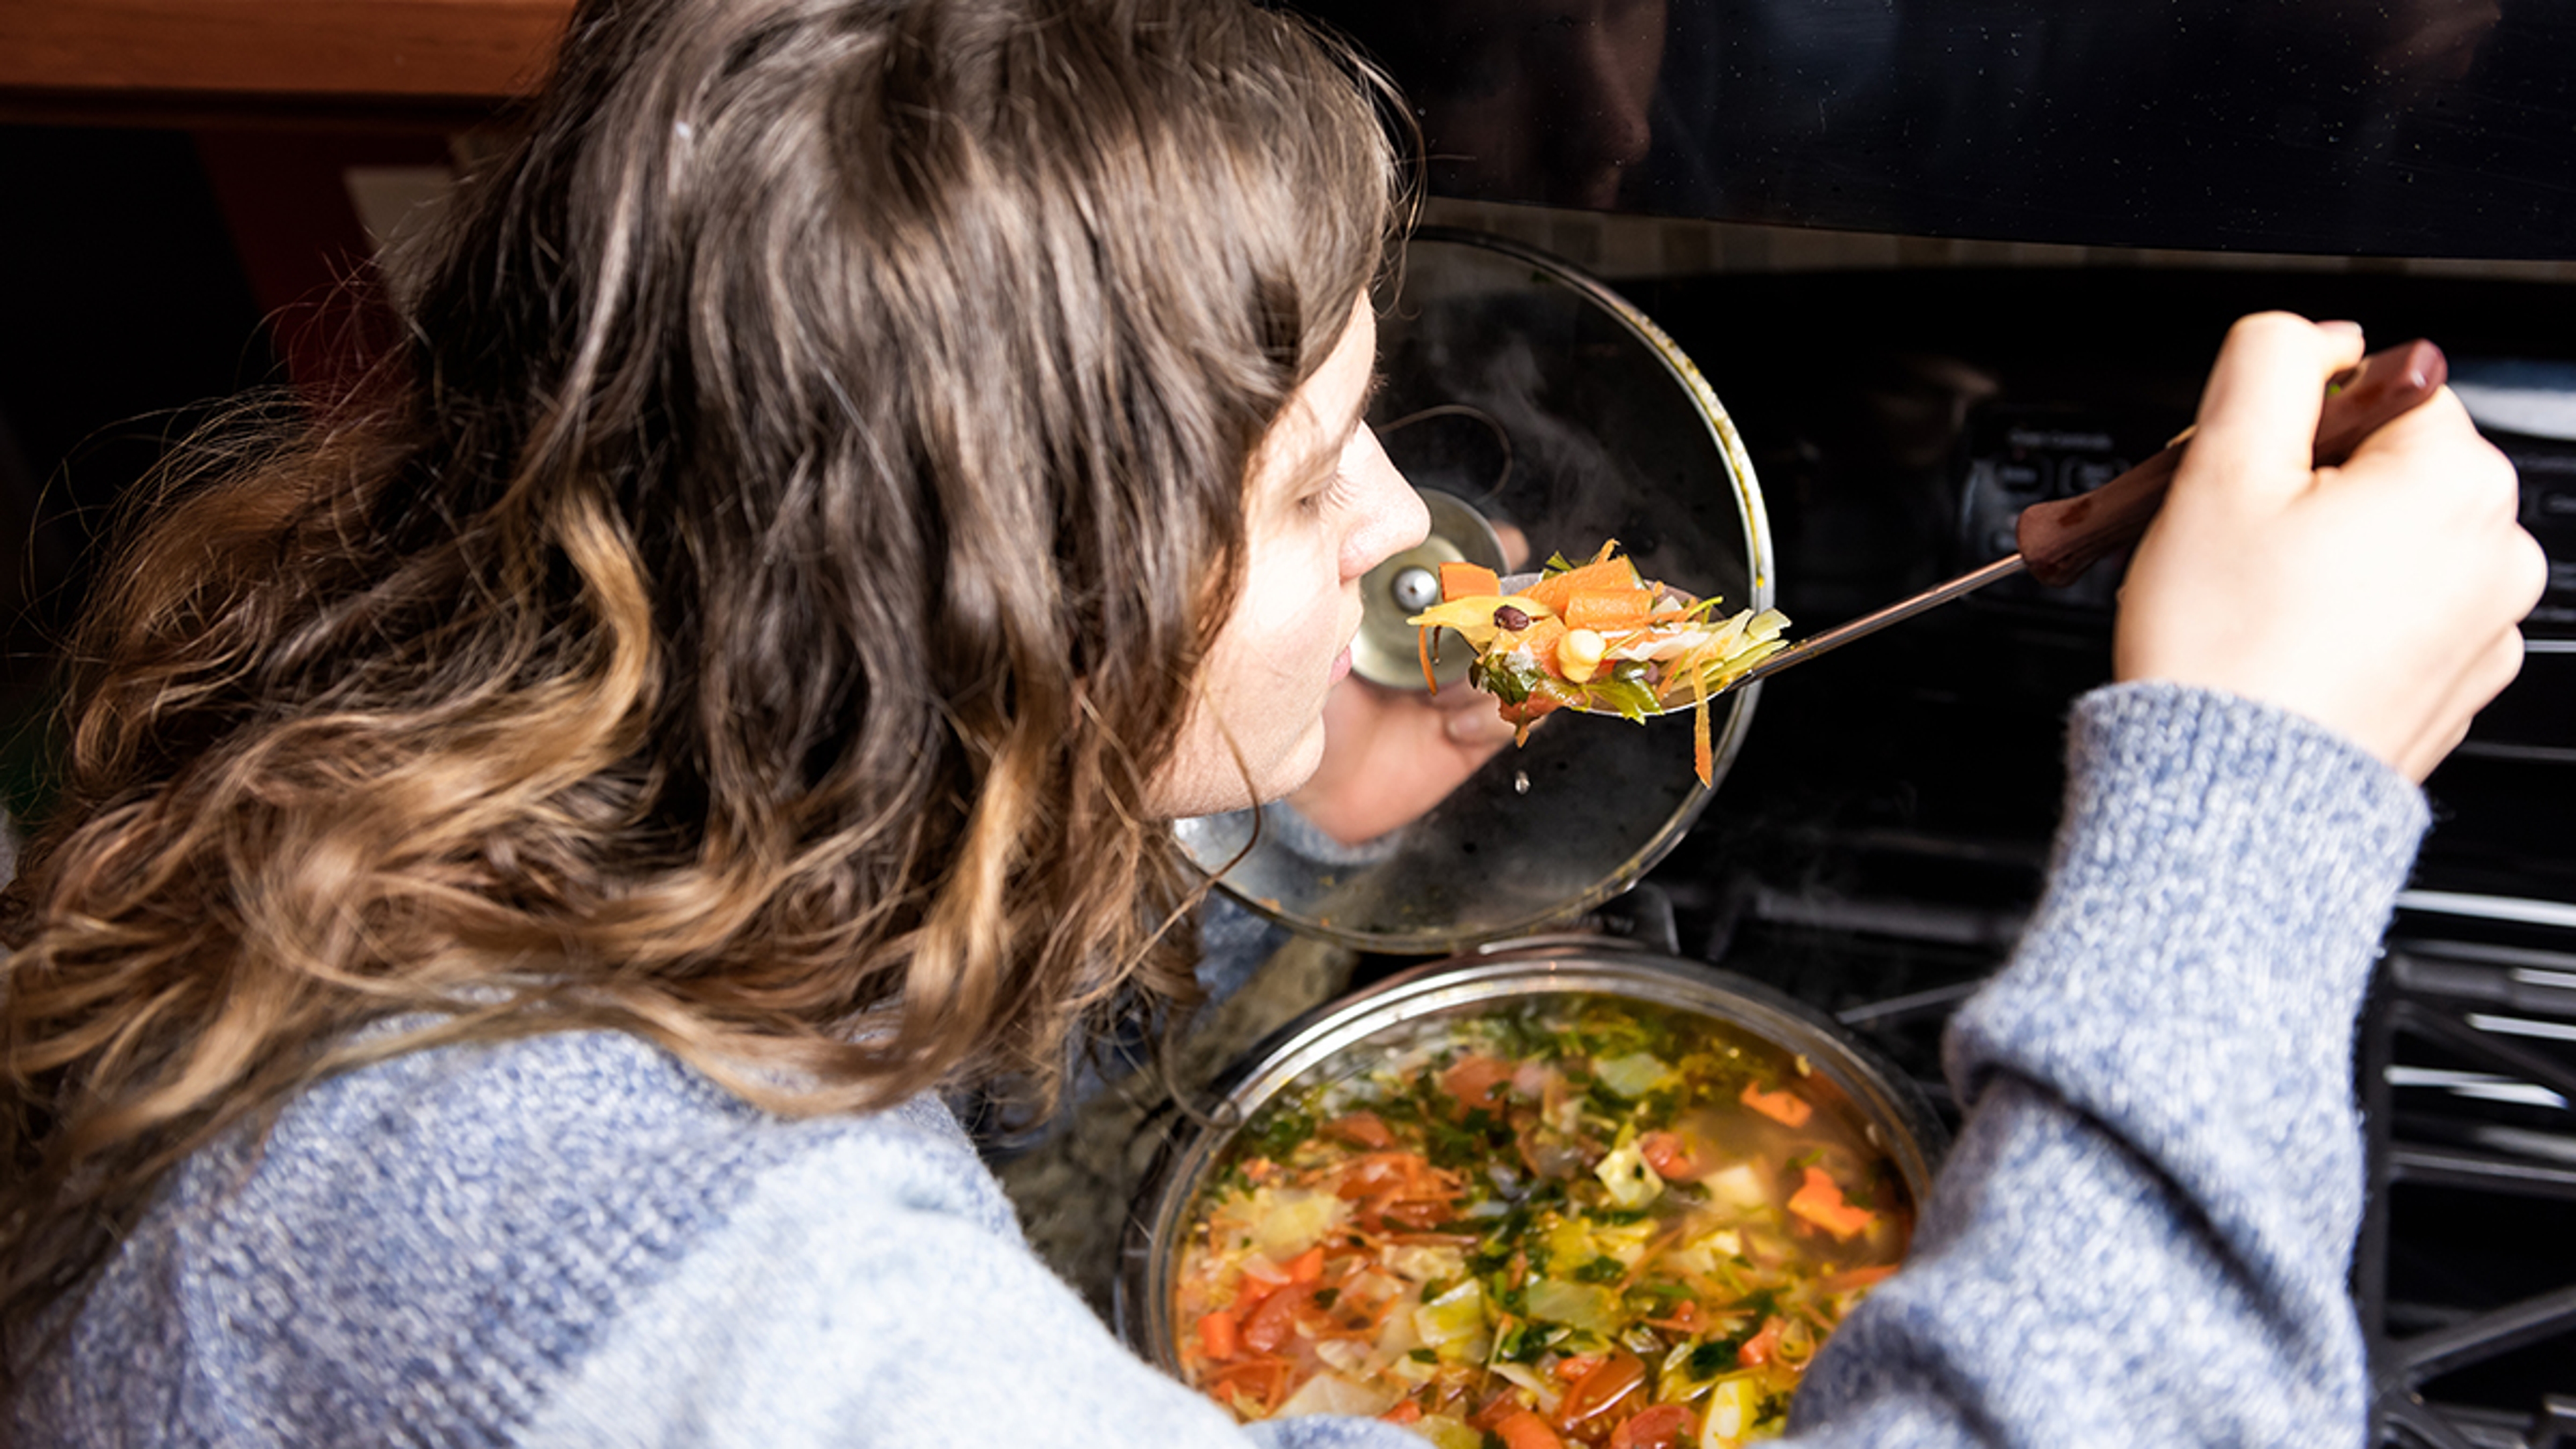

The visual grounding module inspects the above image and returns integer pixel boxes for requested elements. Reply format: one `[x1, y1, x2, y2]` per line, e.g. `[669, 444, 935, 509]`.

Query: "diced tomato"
[1196, 1309, 1240, 1361]
[1439, 1055, 1515, 1114]
[1786, 1164, 1877, 1240]
[1440, 561, 1502, 601]
[1324, 1112, 1396, 1149]
[1607, 1403, 1695, 1449]
[1739, 1081, 1813, 1128]
[1555, 1349, 1646, 1430]
[1381, 1401, 1426, 1426]
[1637, 1130, 1705, 1179]
[1738, 1316, 1786, 1368]
[1241, 1285, 1307, 1354]
[1494, 1409, 1568, 1449]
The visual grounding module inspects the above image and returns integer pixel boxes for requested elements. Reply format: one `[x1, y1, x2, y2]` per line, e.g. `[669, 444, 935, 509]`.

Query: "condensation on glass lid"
[1175, 229, 1774, 955]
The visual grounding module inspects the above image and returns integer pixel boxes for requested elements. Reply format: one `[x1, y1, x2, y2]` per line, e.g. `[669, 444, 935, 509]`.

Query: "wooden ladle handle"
[2015, 339, 2451, 588]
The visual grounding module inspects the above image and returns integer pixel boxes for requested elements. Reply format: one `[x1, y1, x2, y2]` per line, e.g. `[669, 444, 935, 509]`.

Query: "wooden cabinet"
[0, 0, 574, 123]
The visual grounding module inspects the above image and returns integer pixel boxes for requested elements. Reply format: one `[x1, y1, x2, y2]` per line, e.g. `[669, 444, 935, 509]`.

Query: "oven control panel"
[1955, 400, 2576, 756]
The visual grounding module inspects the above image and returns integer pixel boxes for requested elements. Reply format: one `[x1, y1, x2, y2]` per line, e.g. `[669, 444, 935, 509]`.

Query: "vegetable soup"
[1169, 994, 1911, 1449]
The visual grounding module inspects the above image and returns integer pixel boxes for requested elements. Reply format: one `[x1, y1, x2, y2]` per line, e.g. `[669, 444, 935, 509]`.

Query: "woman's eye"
[1301, 473, 1356, 515]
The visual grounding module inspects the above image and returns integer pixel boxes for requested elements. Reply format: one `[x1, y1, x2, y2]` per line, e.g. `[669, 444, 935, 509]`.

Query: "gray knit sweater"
[15, 682, 2426, 1447]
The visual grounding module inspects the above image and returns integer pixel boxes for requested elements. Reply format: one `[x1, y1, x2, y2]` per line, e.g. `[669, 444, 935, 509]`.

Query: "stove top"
[1548, 260, 2576, 1445]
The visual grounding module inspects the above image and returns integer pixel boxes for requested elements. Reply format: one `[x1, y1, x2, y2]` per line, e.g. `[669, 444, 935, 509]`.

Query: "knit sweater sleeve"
[525, 681, 2420, 1448]
[515, 1103, 1415, 1449]
[1786, 681, 2428, 1448]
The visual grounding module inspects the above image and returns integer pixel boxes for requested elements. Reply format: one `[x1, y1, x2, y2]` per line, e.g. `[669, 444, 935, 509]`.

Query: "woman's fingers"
[2176, 313, 2367, 508]
[2117, 313, 2542, 782]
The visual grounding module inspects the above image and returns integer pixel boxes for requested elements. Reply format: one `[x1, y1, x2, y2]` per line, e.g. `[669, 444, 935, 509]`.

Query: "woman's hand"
[1289, 521, 1532, 845]
[2114, 313, 2547, 781]
[1285, 674, 1519, 845]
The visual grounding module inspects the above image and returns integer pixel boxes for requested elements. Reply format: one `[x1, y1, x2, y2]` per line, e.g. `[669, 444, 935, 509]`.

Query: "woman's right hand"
[2113, 312, 2548, 782]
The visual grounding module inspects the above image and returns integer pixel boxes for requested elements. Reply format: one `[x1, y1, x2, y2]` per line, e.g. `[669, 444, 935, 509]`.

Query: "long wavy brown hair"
[0, 0, 1403, 1368]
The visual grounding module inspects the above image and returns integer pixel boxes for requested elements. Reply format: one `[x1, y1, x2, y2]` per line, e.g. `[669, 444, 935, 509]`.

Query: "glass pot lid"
[1175, 228, 1775, 954]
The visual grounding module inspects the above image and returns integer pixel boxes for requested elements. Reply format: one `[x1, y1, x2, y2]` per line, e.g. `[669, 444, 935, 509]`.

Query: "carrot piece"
[1381, 1401, 1426, 1426]
[1739, 1081, 1812, 1128]
[1283, 1245, 1326, 1283]
[1738, 1316, 1786, 1367]
[1787, 1165, 1878, 1240]
[1821, 1263, 1900, 1293]
[1524, 549, 1642, 616]
[1563, 589, 1653, 631]
[1197, 1309, 1242, 1361]
[1417, 627, 1438, 695]
[1440, 561, 1502, 601]
[1642, 1299, 1705, 1334]
[1691, 668, 1714, 787]
[1495, 1409, 1568, 1449]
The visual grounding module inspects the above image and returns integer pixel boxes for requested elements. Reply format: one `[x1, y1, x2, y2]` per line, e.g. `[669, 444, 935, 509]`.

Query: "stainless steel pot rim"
[1114, 943, 1949, 1371]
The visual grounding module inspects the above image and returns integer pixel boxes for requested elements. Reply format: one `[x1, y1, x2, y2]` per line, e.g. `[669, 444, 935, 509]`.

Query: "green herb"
[1687, 1342, 1734, 1378]
[1583, 1079, 1629, 1118]
[1542, 551, 1578, 576]
[1311, 1288, 1339, 1309]
[1504, 1324, 1550, 1364]
[1581, 674, 1663, 722]
[1471, 650, 1545, 707]
[1246, 1108, 1315, 1161]
[1409, 1348, 1439, 1364]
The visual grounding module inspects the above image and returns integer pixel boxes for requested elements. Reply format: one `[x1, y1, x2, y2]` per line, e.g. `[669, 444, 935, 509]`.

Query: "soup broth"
[1169, 994, 1912, 1449]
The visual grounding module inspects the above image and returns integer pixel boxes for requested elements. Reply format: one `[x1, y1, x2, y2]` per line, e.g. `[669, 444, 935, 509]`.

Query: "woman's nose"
[1342, 427, 1431, 582]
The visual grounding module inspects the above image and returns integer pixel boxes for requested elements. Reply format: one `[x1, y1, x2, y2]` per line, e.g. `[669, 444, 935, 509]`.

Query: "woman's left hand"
[1285, 674, 1518, 845]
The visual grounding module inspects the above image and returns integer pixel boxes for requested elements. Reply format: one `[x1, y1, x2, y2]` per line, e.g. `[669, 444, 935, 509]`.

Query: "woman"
[0, 0, 2543, 1442]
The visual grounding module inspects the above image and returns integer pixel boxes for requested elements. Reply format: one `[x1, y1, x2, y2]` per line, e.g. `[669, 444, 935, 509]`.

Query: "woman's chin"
[1144, 722, 1327, 822]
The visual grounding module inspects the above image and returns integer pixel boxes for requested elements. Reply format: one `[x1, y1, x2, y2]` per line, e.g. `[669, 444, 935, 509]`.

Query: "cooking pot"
[1114, 938, 1949, 1381]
